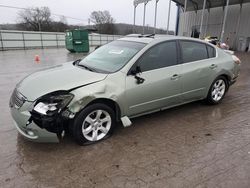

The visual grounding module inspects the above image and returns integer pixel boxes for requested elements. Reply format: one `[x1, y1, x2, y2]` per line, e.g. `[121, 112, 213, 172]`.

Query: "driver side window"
[137, 41, 178, 72]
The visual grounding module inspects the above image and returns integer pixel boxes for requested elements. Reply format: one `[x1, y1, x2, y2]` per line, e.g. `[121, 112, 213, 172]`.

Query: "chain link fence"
[0, 30, 123, 51]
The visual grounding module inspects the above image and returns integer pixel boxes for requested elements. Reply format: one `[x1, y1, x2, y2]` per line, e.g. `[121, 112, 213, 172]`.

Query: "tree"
[51, 16, 69, 32]
[17, 7, 52, 31]
[90, 10, 116, 34]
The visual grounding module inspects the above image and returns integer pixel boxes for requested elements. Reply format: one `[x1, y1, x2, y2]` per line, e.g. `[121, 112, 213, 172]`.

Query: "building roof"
[173, 0, 250, 11]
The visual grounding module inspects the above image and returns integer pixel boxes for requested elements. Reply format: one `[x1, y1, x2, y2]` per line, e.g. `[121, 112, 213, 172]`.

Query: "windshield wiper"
[77, 64, 96, 72]
[74, 60, 108, 73]
[73, 59, 95, 72]
[73, 59, 81, 65]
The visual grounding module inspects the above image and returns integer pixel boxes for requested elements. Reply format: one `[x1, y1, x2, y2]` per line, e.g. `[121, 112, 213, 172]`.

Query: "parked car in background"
[9, 34, 241, 145]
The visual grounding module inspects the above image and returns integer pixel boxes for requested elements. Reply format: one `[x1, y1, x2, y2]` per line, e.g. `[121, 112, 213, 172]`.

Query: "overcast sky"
[0, 0, 177, 31]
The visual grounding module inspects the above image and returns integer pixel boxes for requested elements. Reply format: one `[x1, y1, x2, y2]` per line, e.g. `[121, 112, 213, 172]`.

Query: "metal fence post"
[56, 34, 59, 48]
[22, 32, 26, 50]
[40, 32, 43, 49]
[0, 30, 4, 51]
[220, 0, 230, 42]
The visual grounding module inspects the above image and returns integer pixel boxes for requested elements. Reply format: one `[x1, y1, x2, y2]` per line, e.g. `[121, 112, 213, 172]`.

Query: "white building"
[174, 0, 250, 51]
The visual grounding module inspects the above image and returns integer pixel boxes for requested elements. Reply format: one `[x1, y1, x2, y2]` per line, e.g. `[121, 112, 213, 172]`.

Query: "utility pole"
[166, 0, 172, 34]
[143, 2, 147, 34]
[220, 0, 230, 42]
[154, 0, 159, 34]
[199, 0, 207, 38]
[133, 5, 137, 33]
[182, 0, 188, 36]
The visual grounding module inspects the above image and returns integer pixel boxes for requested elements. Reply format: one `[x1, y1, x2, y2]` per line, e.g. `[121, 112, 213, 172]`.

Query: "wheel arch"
[205, 74, 231, 98]
[218, 74, 230, 90]
[86, 98, 122, 122]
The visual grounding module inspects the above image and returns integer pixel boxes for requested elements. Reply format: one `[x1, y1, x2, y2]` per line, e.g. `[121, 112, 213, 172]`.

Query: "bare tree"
[17, 7, 52, 31]
[90, 10, 116, 34]
[51, 16, 69, 32]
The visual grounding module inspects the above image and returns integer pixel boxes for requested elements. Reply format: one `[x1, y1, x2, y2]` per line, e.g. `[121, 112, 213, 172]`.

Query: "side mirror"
[130, 66, 145, 84]
[131, 66, 142, 75]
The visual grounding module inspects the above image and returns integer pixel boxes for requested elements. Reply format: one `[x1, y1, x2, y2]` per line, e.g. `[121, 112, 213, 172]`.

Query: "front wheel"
[73, 103, 116, 145]
[206, 76, 228, 105]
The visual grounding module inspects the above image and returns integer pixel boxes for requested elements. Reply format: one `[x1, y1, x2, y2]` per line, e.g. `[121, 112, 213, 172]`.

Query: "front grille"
[10, 89, 26, 109]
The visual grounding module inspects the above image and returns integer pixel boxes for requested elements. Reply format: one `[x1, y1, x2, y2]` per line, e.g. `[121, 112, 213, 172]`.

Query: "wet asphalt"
[0, 48, 250, 188]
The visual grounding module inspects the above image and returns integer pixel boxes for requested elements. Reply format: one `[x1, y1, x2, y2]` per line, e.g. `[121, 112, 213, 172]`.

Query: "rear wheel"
[73, 103, 116, 145]
[206, 76, 228, 104]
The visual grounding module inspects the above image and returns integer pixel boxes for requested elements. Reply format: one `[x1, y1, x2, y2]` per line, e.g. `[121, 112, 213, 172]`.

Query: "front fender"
[67, 77, 126, 116]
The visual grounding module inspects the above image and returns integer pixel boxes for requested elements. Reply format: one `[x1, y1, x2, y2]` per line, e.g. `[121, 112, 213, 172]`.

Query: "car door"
[125, 41, 182, 117]
[179, 40, 217, 102]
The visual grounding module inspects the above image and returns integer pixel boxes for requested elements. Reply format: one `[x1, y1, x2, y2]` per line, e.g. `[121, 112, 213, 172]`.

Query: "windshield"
[78, 40, 146, 73]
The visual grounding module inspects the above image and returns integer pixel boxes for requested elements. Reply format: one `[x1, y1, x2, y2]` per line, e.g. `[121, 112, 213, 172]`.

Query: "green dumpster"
[65, 30, 89, 53]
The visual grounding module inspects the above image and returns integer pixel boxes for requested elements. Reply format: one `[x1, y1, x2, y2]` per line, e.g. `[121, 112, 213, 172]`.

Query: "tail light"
[232, 55, 241, 65]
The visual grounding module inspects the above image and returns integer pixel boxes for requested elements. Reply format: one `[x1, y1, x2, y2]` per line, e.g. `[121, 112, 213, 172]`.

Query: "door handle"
[209, 64, 218, 69]
[171, 74, 181, 80]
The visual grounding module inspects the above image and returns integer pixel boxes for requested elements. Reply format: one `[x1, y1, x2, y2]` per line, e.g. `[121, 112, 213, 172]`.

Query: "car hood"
[17, 62, 108, 101]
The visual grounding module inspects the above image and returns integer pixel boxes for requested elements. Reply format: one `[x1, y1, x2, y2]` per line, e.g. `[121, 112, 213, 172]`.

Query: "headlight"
[33, 91, 74, 115]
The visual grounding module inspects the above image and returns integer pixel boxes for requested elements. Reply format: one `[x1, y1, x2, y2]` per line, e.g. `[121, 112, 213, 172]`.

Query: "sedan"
[9, 34, 241, 145]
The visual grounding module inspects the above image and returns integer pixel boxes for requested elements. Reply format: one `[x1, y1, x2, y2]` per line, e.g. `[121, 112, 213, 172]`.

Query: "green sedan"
[9, 34, 241, 145]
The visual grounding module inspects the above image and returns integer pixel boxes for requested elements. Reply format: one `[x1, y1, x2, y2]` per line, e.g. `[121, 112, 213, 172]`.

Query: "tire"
[72, 103, 116, 145]
[206, 76, 228, 105]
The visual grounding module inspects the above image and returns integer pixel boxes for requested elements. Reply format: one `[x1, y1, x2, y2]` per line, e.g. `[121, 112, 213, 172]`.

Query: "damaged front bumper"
[10, 101, 60, 143]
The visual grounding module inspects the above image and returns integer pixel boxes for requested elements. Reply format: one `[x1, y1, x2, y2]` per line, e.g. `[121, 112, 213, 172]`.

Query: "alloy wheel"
[211, 79, 226, 102]
[82, 110, 112, 141]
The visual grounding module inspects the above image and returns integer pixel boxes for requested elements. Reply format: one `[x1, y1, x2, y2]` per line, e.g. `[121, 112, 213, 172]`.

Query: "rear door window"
[207, 45, 216, 58]
[180, 41, 208, 63]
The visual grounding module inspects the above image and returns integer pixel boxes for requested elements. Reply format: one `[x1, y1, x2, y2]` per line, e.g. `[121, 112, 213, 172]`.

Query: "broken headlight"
[33, 91, 74, 116]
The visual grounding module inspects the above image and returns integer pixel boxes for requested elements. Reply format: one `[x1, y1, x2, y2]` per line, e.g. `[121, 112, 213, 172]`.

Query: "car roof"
[118, 34, 211, 45]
